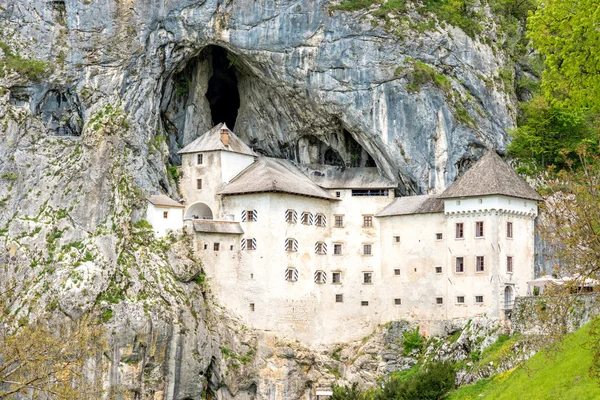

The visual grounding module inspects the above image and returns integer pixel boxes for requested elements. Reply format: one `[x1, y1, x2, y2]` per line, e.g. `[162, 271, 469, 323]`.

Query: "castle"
[147, 124, 541, 345]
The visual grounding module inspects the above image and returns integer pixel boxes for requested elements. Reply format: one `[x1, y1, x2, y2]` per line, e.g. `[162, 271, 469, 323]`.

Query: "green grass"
[450, 322, 600, 400]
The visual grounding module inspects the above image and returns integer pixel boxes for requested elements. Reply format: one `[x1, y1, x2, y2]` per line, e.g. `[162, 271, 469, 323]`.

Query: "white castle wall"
[146, 203, 183, 237]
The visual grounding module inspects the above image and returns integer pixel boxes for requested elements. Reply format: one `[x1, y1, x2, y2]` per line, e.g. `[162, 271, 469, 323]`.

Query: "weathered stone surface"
[0, 0, 521, 398]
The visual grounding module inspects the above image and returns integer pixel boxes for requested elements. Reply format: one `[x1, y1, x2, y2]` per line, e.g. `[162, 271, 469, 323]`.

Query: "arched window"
[301, 212, 313, 225]
[314, 270, 327, 284]
[315, 241, 327, 255]
[285, 238, 298, 252]
[285, 209, 298, 223]
[315, 213, 326, 227]
[285, 268, 298, 282]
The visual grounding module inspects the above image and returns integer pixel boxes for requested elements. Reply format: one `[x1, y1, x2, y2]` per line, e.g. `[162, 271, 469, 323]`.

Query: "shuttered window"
[285, 238, 298, 252]
[315, 241, 327, 255]
[285, 209, 298, 223]
[314, 270, 327, 284]
[285, 268, 298, 282]
[241, 210, 258, 222]
[241, 238, 256, 250]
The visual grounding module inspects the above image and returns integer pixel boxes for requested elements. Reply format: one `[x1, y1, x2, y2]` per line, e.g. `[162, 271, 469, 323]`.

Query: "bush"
[402, 327, 425, 355]
[133, 219, 153, 230]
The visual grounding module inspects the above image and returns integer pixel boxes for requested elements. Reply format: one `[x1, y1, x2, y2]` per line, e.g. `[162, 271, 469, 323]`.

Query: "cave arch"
[184, 202, 214, 220]
[205, 46, 240, 130]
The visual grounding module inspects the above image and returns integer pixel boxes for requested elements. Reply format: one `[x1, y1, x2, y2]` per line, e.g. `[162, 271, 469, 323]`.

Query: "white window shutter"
[240, 238, 246, 250]
[241, 210, 247, 222]
[252, 210, 258, 222]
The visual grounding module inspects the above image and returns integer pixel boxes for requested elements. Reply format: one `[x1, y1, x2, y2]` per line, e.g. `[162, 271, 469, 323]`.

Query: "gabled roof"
[178, 123, 257, 156]
[193, 220, 244, 235]
[147, 195, 185, 208]
[300, 164, 398, 189]
[220, 157, 337, 200]
[439, 151, 543, 201]
[376, 195, 444, 217]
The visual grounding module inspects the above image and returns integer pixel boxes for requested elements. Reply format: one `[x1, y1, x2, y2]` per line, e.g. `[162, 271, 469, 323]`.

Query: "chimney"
[220, 128, 229, 146]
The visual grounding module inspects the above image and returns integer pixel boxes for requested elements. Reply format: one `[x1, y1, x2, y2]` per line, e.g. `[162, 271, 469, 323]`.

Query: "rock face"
[0, 0, 519, 398]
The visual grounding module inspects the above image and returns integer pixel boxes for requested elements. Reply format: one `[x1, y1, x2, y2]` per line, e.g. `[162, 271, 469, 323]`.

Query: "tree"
[527, 0, 600, 112]
[508, 95, 597, 172]
[0, 314, 108, 398]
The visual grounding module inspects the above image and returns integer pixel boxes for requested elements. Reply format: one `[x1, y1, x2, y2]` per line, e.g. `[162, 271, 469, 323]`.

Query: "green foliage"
[402, 327, 425, 355]
[174, 74, 191, 97]
[508, 96, 597, 173]
[133, 219, 153, 230]
[450, 322, 600, 399]
[1, 172, 18, 180]
[0, 41, 48, 81]
[527, 0, 600, 112]
[331, 0, 376, 11]
[167, 164, 179, 181]
[334, 362, 455, 400]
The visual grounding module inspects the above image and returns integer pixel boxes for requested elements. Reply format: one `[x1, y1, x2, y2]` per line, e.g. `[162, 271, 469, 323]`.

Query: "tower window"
[333, 243, 343, 255]
[436, 233, 443, 240]
[456, 296, 465, 304]
[475, 221, 484, 237]
[334, 215, 344, 227]
[475, 295, 484, 304]
[436, 297, 443, 305]
[285, 268, 298, 282]
[363, 215, 373, 227]
[394, 298, 401, 305]
[476, 256, 485, 272]
[213, 243, 220, 251]
[394, 269, 401, 276]
[336, 294, 343, 303]
[435, 266, 442, 274]
[507, 256, 513, 273]
[455, 257, 464, 273]
[197, 153, 204, 165]
[361, 301, 369, 306]
[455, 223, 464, 239]
[363, 244, 372, 256]
[393, 236, 400, 244]
[163, 211, 168, 219]
[507, 222, 513, 238]
[363, 272, 373, 284]
[197, 179, 202, 190]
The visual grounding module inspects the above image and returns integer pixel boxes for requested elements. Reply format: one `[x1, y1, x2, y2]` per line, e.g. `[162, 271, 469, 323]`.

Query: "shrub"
[402, 327, 425, 355]
[133, 219, 153, 230]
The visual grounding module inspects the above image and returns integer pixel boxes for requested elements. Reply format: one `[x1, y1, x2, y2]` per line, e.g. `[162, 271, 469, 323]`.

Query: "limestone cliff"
[0, 0, 522, 398]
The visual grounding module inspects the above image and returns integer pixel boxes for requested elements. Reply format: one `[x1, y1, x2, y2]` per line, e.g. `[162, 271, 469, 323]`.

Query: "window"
[197, 153, 204, 165]
[285, 238, 298, 252]
[455, 257, 464, 273]
[456, 200, 461, 205]
[394, 298, 402, 305]
[475, 295, 484, 304]
[363, 244, 372, 256]
[203, 243, 208, 250]
[315, 241, 327, 255]
[241, 210, 258, 222]
[393, 236, 401, 244]
[336, 191, 341, 198]
[285, 209, 297, 224]
[332, 272, 342, 284]
[436, 297, 444, 305]
[436, 233, 443, 240]
[507, 222, 513, 238]
[314, 270, 327, 284]
[249, 303, 255, 312]
[352, 189, 389, 196]
[478, 198, 483, 204]
[455, 223, 464, 239]
[333, 243, 343, 255]
[394, 269, 401, 276]
[456, 296, 465, 304]
[363, 272, 373, 284]
[163, 211, 168, 219]
[241, 238, 256, 250]
[476, 256, 485, 272]
[363, 215, 373, 227]
[213, 243, 220, 251]
[230, 245, 234, 251]
[336, 294, 343, 303]
[315, 213, 327, 227]
[301, 212, 312, 225]
[475, 221, 484, 237]
[507, 256, 513, 273]
[334, 215, 344, 227]
[435, 266, 442, 274]
[361, 301, 369, 306]
[197, 179, 202, 190]
[285, 268, 298, 282]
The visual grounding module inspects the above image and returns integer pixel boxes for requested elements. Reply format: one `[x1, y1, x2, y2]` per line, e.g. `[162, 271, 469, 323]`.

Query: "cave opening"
[205, 46, 240, 130]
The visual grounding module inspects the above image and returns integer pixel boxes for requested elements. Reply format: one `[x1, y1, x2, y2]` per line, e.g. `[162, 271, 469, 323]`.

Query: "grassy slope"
[450, 322, 600, 400]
